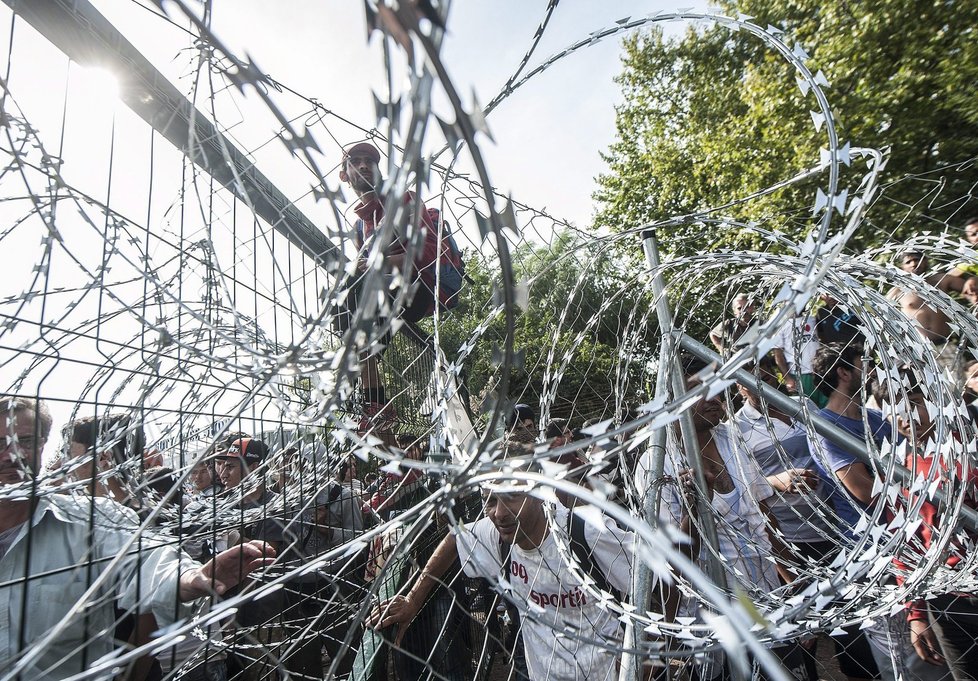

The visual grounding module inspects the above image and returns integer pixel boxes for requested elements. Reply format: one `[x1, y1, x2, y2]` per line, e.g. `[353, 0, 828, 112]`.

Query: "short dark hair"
[963, 216, 978, 227]
[507, 403, 535, 430]
[680, 354, 709, 378]
[812, 342, 863, 395]
[142, 466, 182, 505]
[545, 418, 569, 440]
[870, 366, 923, 405]
[70, 414, 145, 464]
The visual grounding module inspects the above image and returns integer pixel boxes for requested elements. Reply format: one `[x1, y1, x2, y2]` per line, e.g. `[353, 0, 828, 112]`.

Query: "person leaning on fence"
[339, 141, 464, 434]
[368, 464, 636, 681]
[871, 371, 978, 681]
[656, 356, 803, 681]
[0, 396, 273, 679]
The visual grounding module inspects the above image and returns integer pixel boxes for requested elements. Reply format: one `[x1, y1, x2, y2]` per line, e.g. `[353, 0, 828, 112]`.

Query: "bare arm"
[944, 267, 978, 303]
[368, 532, 459, 642]
[772, 348, 797, 391]
[759, 499, 797, 584]
[835, 461, 877, 506]
[709, 325, 724, 351]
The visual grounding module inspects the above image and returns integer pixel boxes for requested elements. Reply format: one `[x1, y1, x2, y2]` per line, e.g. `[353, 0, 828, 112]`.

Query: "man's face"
[900, 252, 927, 275]
[483, 492, 543, 545]
[965, 222, 978, 247]
[551, 427, 573, 448]
[340, 154, 380, 194]
[67, 441, 100, 484]
[0, 410, 44, 485]
[737, 363, 779, 405]
[189, 462, 213, 491]
[215, 458, 245, 489]
[836, 356, 863, 397]
[687, 376, 725, 431]
[896, 392, 934, 443]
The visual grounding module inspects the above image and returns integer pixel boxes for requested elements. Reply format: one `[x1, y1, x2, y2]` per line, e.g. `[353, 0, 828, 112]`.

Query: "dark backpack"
[424, 207, 465, 311]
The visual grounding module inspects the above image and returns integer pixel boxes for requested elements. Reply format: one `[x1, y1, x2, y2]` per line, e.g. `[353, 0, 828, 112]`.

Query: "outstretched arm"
[367, 532, 459, 643]
[178, 540, 276, 601]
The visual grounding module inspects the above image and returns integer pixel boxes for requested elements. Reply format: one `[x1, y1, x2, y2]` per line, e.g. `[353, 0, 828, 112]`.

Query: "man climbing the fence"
[339, 141, 465, 433]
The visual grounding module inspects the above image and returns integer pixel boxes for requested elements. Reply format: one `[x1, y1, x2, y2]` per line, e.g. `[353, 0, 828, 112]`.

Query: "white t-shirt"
[733, 403, 834, 543]
[659, 424, 781, 596]
[775, 315, 819, 374]
[455, 503, 633, 681]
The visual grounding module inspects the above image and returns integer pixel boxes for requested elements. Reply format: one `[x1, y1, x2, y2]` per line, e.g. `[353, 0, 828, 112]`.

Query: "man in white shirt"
[369, 481, 634, 681]
[773, 312, 823, 407]
[0, 396, 273, 680]
[657, 359, 802, 680]
[733, 354, 834, 559]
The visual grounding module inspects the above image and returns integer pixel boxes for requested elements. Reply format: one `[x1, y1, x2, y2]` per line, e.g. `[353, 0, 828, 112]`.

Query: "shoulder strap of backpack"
[327, 481, 344, 504]
[567, 509, 621, 601]
[498, 537, 512, 580]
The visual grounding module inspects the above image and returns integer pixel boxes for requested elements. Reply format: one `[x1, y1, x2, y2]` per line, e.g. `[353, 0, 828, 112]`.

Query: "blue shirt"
[809, 408, 891, 532]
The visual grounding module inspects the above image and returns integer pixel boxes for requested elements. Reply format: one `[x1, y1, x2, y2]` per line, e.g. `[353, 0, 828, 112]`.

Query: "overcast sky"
[91, 0, 706, 230]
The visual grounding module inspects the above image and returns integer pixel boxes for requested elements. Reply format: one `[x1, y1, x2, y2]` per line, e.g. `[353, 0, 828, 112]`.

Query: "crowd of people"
[1, 143, 977, 681]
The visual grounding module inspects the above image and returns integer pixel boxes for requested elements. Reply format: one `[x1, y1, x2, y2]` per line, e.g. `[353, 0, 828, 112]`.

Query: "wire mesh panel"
[0, 2, 977, 681]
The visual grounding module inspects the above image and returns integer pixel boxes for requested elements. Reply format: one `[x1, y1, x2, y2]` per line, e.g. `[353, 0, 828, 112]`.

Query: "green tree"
[433, 233, 657, 428]
[594, 0, 978, 256]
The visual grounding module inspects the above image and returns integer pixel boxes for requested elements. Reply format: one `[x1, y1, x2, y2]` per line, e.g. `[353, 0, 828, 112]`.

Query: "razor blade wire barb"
[0, 1, 975, 680]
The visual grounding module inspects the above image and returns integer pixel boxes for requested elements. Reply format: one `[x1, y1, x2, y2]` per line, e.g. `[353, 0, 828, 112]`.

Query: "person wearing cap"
[213, 438, 282, 550]
[339, 141, 443, 433]
[886, 246, 978, 385]
[0, 397, 274, 679]
[214, 438, 330, 679]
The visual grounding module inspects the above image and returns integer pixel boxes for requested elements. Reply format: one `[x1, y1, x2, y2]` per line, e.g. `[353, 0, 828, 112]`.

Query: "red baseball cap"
[343, 142, 381, 163]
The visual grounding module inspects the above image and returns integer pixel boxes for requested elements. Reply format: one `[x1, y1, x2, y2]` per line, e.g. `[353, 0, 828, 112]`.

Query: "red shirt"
[353, 192, 440, 279]
[893, 446, 978, 621]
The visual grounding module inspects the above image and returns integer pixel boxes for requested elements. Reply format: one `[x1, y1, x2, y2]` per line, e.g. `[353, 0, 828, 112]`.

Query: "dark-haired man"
[370, 484, 635, 681]
[810, 349, 954, 681]
[808, 343, 882, 531]
[0, 397, 272, 679]
[340, 142, 444, 432]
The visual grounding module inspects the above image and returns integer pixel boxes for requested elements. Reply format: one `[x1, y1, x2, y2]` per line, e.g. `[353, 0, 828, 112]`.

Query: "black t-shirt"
[816, 306, 863, 346]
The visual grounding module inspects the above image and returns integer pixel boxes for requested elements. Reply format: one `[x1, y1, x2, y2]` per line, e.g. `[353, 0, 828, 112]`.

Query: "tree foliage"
[433, 235, 656, 427]
[594, 0, 978, 256]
